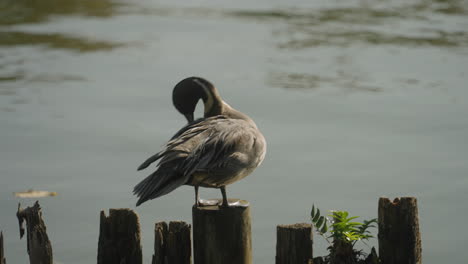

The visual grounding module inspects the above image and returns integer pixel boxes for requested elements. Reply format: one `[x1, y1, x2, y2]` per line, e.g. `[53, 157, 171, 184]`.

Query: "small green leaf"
[311, 205, 316, 219]
[312, 208, 321, 223]
[317, 216, 325, 228]
[320, 221, 328, 234]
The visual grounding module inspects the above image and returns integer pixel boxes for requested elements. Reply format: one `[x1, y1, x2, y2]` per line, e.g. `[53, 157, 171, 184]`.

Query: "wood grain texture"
[152, 222, 168, 264]
[152, 221, 191, 264]
[16, 201, 53, 264]
[378, 197, 421, 264]
[97, 208, 142, 264]
[192, 199, 252, 264]
[276, 223, 313, 264]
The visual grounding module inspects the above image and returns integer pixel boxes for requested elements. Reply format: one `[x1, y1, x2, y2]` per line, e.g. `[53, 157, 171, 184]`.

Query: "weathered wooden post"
[192, 199, 252, 264]
[275, 223, 313, 264]
[16, 201, 53, 264]
[167, 221, 191, 263]
[97, 209, 142, 264]
[152, 221, 191, 264]
[1, 231, 5, 264]
[378, 197, 422, 264]
[153, 222, 168, 264]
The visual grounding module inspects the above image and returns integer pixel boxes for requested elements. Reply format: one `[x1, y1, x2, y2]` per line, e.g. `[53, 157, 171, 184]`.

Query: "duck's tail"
[133, 168, 188, 206]
[137, 152, 163, 171]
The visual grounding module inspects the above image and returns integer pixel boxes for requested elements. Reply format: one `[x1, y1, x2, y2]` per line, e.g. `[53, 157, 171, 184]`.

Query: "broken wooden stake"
[378, 197, 422, 264]
[97, 208, 142, 264]
[276, 223, 313, 264]
[16, 201, 53, 264]
[152, 221, 191, 264]
[153, 222, 168, 264]
[1, 231, 5, 264]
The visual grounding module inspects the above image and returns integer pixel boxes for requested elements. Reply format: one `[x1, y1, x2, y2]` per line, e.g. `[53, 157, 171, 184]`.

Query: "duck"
[134, 77, 266, 207]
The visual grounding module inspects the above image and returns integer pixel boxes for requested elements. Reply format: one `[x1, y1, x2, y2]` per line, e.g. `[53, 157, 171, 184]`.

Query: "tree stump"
[97, 209, 142, 264]
[16, 201, 53, 264]
[152, 221, 191, 264]
[1, 231, 5, 264]
[192, 199, 252, 264]
[276, 223, 313, 264]
[378, 197, 421, 264]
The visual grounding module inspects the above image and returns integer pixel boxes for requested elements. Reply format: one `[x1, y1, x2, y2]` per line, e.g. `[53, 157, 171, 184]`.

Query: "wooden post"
[378, 197, 421, 264]
[275, 223, 313, 264]
[152, 221, 191, 264]
[192, 199, 252, 264]
[167, 221, 191, 264]
[153, 222, 168, 264]
[16, 201, 53, 264]
[97, 209, 142, 264]
[1, 231, 5, 264]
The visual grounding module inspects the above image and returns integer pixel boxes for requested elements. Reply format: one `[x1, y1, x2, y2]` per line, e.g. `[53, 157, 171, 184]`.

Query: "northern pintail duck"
[134, 77, 266, 207]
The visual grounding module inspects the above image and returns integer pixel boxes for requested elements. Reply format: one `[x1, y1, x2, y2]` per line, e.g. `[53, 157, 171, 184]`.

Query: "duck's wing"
[137, 152, 163, 171]
[136, 118, 208, 171]
[179, 117, 265, 186]
[134, 116, 228, 205]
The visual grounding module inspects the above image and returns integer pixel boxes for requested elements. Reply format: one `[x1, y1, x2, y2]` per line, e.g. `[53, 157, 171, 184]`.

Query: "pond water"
[1, 0, 467, 263]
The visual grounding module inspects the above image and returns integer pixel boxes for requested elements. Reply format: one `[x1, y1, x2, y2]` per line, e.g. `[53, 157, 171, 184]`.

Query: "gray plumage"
[134, 77, 266, 206]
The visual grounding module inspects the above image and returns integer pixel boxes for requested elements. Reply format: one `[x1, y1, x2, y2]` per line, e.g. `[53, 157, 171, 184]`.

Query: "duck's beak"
[184, 113, 194, 123]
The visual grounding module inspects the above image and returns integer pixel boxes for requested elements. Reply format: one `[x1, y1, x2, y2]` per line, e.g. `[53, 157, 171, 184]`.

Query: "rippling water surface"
[1, 0, 467, 263]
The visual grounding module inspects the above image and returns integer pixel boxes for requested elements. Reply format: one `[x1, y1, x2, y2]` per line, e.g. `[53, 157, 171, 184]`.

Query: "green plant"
[311, 205, 376, 245]
[310, 205, 378, 264]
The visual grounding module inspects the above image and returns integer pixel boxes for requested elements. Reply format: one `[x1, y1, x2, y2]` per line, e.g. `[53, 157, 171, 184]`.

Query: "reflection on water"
[425, 0, 468, 15]
[0, 0, 466, 99]
[0, 0, 126, 88]
[279, 30, 468, 49]
[0, 31, 123, 52]
[0, 72, 23, 82]
[268, 72, 382, 92]
[28, 73, 87, 83]
[233, 3, 468, 49]
[231, 1, 468, 90]
[116, 0, 468, 92]
[233, 0, 468, 23]
[0, 0, 125, 52]
[0, 0, 124, 26]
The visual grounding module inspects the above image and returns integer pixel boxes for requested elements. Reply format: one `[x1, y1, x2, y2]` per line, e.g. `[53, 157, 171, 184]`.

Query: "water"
[1, 0, 467, 263]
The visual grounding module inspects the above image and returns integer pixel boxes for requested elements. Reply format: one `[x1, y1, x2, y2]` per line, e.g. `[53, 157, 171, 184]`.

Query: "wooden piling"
[378, 197, 421, 264]
[153, 222, 168, 264]
[192, 199, 252, 264]
[275, 223, 313, 264]
[1, 231, 5, 264]
[97, 208, 142, 264]
[152, 221, 191, 264]
[167, 221, 191, 264]
[16, 201, 53, 264]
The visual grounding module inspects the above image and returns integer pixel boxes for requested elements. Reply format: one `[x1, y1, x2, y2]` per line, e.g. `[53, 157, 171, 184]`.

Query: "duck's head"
[172, 77, 223, 122]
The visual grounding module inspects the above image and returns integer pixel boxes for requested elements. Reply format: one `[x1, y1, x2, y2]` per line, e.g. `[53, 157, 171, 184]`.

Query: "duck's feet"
[220, 186, 229, 207]
[194, 185, 225, 207]
[193, 186, 249, 207]
[197, 198, 249, 207]
[197, 199, 220, 207]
